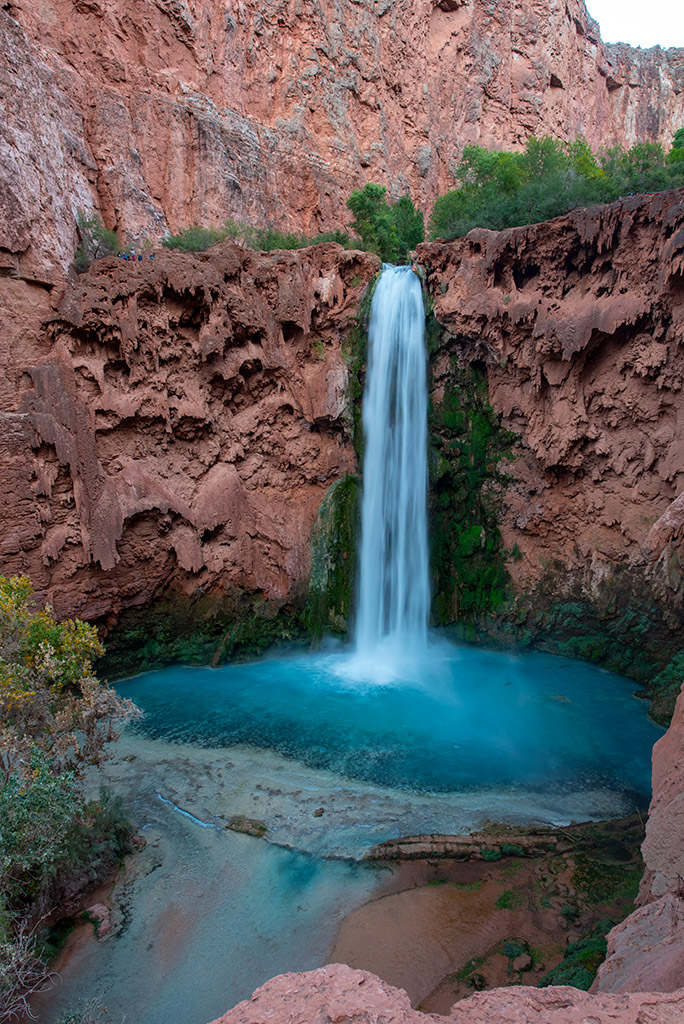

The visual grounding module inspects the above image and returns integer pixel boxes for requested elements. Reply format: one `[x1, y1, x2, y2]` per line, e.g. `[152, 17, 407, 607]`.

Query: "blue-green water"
[118, 639, 660, 808]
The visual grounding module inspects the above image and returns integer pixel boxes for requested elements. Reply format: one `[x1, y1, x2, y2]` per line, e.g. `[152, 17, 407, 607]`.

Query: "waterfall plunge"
[354, 265, 430, 667]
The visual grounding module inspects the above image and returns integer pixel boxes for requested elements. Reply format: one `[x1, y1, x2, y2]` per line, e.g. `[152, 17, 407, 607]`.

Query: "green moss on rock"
[306, 475, 360, 640]
[342, 271, 379, 460]
[429, 358, 518, 623]
[98, 589, 307, 680]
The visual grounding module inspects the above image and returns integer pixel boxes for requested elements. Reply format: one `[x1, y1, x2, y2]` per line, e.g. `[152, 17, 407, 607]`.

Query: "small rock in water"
[226, 815, 268, 837]
[512, 953, 533, 972]
[83, 903, 111, 938]
[314, 807, 325, 817]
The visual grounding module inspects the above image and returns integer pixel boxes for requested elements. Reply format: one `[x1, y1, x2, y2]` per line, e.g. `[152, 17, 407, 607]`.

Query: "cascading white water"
[354, 264, 430, 662]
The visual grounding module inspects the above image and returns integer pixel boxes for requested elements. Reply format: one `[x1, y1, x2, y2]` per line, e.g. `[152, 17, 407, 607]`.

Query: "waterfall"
[354, 264, 430, 661]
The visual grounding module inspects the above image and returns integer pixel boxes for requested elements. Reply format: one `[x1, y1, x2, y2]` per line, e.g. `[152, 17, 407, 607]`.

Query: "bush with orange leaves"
[0, 576, 140, 1020]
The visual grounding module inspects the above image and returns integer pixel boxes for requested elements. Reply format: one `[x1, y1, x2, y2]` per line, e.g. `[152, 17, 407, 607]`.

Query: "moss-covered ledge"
[97, 587, 309, 680]
[305, 474, 361, 641]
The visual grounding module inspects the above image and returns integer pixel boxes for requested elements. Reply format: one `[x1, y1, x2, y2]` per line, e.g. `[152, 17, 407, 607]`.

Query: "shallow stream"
[34, 639, 661, 1023]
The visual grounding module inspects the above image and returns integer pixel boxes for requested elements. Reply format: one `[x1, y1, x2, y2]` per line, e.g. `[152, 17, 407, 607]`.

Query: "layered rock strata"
[2, 0, 684, 279]
[0, 243, 377, 636]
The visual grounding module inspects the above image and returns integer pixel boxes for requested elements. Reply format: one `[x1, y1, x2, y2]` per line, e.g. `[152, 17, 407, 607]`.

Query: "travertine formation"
[0, 243, 377, 622]
[1, 0, 684, 279]
[2, 189, 683, 646]
[419, 188, 684, 613]
[210, 964, 684, 1024]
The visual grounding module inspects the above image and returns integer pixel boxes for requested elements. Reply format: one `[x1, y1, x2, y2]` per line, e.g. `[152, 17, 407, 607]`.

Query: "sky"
[585, 0, 684, 48]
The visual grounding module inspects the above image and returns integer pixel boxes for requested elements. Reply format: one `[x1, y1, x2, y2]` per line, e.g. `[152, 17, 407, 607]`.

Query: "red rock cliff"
[418, 187, 684, 648]
[0, 243, 376, 626]
[1, 0, 683, 279]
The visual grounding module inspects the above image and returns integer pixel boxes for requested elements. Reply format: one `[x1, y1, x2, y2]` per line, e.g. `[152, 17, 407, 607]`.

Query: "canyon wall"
[419, 187, 684, 703]
[1, 188, 682, 685]
[0, 242, 377, 671]
[2, 0, 684, 280]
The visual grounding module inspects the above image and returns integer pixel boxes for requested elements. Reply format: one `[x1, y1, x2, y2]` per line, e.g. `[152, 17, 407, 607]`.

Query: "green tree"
[73, 213, 120, 272]
[429, 135, 684, 240]
[347, 184, 424, 262]
[668, 128, 684, 163]
[391, 194, 425, 257]
[0, 576, 140, 1021]
[0, 575, 139, 780]
[347, 183, 399, 262]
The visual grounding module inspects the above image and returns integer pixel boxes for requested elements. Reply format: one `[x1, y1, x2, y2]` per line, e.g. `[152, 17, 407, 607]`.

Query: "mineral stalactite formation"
[1, 190, 683, 663]
[0, 243, 378, 627]
[1, 0, 684, 278]
[419, 188, 684, 671]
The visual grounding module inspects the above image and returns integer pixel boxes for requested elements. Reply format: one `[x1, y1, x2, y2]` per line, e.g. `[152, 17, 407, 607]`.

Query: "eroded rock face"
[2, 0, 684, 277]
[210, 963, 684, 1024]
[592, 683, 684, 994]
[0, 243, 376, 626]
[418, 188, 684, 654]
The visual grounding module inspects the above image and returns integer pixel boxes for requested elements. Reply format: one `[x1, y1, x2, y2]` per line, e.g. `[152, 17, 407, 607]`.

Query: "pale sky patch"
[585, 0, 684, 48]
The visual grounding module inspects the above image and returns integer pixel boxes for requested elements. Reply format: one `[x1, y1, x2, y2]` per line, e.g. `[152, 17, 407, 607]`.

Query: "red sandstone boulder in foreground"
[210, 964, 684, 1024]
[592, 683, 684, 994]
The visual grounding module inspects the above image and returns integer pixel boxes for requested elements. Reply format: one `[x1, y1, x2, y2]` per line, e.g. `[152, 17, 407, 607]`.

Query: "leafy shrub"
[162, 225, 226, 252]
[503, 938, 528, 960]
[163, 220, 356, 254]
[347, 183, 424, 263]
[538, 922, 612, 990]
[496, 887, 525, 909]
[73, 213, 120, 272]
[502, 843, 525, 857]
[0, 575, 140, 778]
[0, 750, 77, 912]
[430, 132, 684, 239]
[0, 576, 140, 1018]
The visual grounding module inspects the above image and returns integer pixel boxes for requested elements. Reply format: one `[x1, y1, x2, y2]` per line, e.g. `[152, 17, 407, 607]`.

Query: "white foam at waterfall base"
[354, 265, 430, 665]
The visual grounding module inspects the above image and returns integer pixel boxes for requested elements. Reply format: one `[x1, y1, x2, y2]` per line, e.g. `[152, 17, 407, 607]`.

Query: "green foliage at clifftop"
[430, 133, 684, 239]
[429, 361, 517, 622]
[73, 212, 120, 271]
[163, 222, 355, 253]
[347, 184, 424, 263]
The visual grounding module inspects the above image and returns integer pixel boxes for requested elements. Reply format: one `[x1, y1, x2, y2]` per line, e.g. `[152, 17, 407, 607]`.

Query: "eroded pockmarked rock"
[209, 963, 684, 1024]
[593, 683, 684, 994]
[419, 189, 684, 664]
[0, 243, 377, 629]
